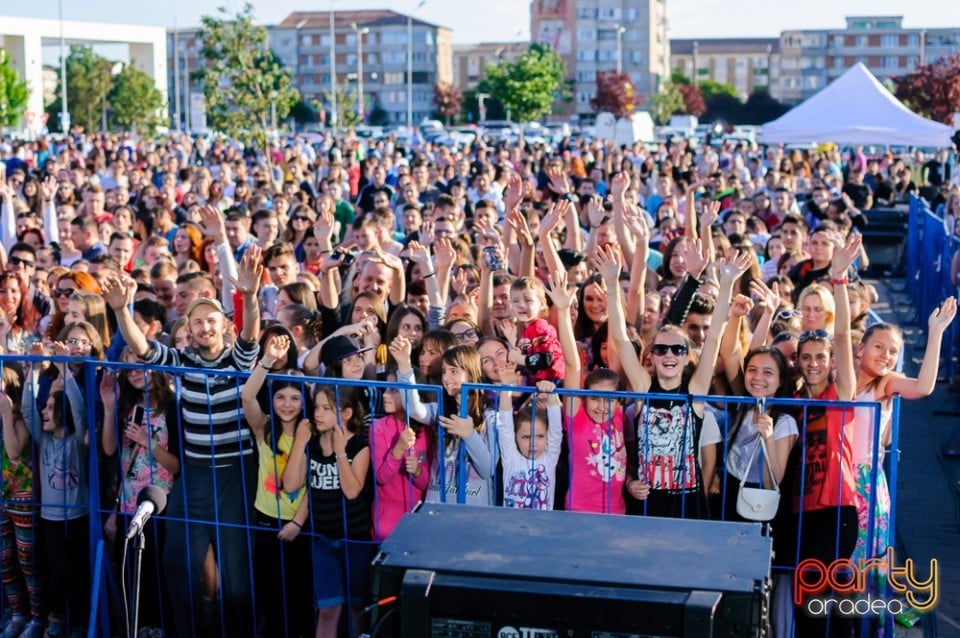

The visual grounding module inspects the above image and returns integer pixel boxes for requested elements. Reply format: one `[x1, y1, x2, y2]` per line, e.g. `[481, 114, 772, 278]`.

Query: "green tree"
[648, 81, 684, 124]
[699, 79, 738, 103]
[194, 3, 299, 152]
[51, 46, 113, 132]
[0, 50, 30, 128]
[109, 62, 164, 134]
[477, 43, 566, 123]
[314, 89, 359, 130]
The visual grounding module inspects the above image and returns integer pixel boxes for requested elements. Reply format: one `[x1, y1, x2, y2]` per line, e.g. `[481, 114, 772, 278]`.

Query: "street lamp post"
[329, 3, 337, 129]
[616, 25, 626, 75]
[407, 0, 426, 131]
[294, 18, 307, 91]
[59, 0, 69, 132]
[352, 23, 370, 123]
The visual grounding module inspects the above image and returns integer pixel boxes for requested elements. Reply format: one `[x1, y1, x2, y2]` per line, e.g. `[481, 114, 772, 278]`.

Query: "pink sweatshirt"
[371, 414, 430, 541]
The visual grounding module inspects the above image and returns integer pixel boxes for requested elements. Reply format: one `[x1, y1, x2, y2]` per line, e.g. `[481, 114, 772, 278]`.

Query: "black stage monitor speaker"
[370, 504, 772, 638]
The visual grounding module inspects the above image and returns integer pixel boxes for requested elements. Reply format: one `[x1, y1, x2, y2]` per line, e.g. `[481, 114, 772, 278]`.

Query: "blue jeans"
[162, 458, 257, 638]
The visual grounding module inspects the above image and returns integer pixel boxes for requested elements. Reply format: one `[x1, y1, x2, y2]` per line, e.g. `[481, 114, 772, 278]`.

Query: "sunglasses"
[774, 309, 803, 321]
[650, 343, 689, 357]
[54, 288, 76, 298]
[292, 215, 310, 222]
[9, 256, 35, 268]
[452, 328, 478, 343]
[771, 331, 798, 345]
[798, 329, 830, 344]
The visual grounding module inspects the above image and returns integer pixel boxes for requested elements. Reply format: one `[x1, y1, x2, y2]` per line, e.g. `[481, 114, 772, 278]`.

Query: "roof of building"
[670, 38, 780, 56]
[277, 10, 444, 31]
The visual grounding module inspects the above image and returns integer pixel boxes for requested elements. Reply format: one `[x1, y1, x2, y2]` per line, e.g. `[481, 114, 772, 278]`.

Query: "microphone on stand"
[125, 485, 167, 540]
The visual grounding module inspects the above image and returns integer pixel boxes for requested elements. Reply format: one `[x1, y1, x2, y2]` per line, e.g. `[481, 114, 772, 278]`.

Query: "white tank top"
[853, 385, 893, 466]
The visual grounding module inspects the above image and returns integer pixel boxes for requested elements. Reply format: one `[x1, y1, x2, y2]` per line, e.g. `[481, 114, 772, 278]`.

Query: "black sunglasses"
[650, 343, 689, 357]
[798, 329, 830, 343]
[54, 287, 76, 298]
[292, 215, 310, 222]
[9, 256, 35, 268]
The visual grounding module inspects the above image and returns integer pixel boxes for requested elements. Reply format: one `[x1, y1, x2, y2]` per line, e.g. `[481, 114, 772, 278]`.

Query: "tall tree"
[893, 53, 960, 125]
[590, 71, 637, 118]
[478, 43, 567, 123]
[677, 83, 706, 117]
[52, 46, 113, 133]
[0, 50, 29, 128]
[194, 2, 299, 151]
[648, 81, 684, 124]
[109, 62, 164, 134]
[433, 82, 462, 125]
[699, 79, 738, 103]
[315, 89, 359, 129]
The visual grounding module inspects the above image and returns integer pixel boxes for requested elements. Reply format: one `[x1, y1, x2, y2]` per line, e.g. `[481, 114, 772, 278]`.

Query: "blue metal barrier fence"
[0, 356, 902, 637]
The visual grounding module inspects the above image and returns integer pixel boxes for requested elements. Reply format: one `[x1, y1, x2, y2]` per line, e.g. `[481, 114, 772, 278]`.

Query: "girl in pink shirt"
[371, 382, 430, 541]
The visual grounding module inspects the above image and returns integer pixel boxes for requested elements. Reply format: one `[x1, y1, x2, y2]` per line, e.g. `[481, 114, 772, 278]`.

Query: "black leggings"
[40, 516, 90, 631]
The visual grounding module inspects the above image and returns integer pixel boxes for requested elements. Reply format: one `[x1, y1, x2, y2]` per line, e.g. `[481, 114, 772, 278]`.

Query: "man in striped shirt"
[104, 242, 263, 638]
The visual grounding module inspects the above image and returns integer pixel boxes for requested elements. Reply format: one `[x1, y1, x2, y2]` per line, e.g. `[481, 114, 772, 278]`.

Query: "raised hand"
[586, 195, 606, 228]
[451, 269, 470, 296]
[622, 201, 651, 241]
[831, 232, 862, 277]
[99, 372, 117, 404]
[929, 297, 958, 334]
[494, 317, 518, 345]
[544, 270, 575, 310]
[230, 244, 263, 295]
[610, 172, 629, 200]
[41, 175, 58, 201]
[539, 200, 564, 238]
[678, 238, 708, 278]
[389, 335, 413, 370]
[596, 243, 623, 283]
[263, 334, 291, 366]
[749, 279, 780, 313]
[503, 173, 523, 212]
[433, 237, 456, 270]
[313, 209, 335, 243]
[406, 241, 431, 265]
[198, 205, 227, 243]
[729, 294, 755, 318]
[332, 420, 347, 456]
[546, 165, 571, 195]
[419, 219, 435, 246]
[700, 200, 721, 228]
[506, 208, 534, 247]
[498, 363, 522, 387]
[101, 274, 133, 311]
[718, 251, 752, 285]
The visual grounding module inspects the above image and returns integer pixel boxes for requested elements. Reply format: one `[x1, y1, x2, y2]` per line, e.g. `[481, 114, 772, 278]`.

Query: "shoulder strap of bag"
[739, 434, 779, 492]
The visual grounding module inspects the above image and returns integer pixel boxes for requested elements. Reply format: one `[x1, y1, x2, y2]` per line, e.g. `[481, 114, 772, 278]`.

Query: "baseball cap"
[320, 336, 373, 368]
[185, 297, 226, 318]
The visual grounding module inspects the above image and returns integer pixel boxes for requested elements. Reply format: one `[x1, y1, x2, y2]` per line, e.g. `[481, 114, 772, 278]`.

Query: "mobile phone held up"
[483, 245, 503, 272]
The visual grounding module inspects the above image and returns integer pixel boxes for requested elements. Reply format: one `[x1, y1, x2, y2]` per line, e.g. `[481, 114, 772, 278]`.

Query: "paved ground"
[871, 277, 960, 638]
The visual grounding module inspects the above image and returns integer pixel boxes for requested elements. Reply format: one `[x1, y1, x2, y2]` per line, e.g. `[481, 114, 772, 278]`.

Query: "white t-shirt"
[726, 412, 798, 484]
[498, 405, 563, 510]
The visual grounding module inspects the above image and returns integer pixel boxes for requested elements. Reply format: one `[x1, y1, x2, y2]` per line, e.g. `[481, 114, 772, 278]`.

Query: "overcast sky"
[4, 0, 960, 43]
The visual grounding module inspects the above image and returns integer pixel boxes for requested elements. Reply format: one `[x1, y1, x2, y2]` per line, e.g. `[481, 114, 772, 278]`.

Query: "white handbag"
[736, 435, 781, 522]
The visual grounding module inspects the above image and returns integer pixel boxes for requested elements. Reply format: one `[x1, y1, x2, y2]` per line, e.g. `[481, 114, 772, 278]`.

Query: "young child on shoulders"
[498, 276, 566, 384]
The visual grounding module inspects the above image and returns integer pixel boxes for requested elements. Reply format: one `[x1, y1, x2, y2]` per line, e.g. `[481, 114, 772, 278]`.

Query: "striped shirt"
[144, 338, 259, 465]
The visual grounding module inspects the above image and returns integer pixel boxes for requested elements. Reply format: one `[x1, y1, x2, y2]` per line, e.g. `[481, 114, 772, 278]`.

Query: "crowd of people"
[0, 130, 957, 638]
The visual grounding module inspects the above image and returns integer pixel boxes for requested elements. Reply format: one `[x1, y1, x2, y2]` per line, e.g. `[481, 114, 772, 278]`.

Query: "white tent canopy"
[759, 63, 954, 147]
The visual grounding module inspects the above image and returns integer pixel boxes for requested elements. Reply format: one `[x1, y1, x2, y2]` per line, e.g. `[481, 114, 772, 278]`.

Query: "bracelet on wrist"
[290, 520, 302, 528]
[336, 453, 348, 460]
[422, 271, 437, 279]
[259, 360, 274, 370]
[831, 276, 849, 286]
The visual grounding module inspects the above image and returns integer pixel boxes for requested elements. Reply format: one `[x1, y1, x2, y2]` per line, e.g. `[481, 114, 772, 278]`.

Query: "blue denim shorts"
[311, 536, 374, 610]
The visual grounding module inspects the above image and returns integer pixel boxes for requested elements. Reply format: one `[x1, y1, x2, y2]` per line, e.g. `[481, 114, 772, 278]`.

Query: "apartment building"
[670, 38, 780, 101]
[167, 9, 453, 128]
[452, 42, 524, 93]
[777, 16, 960, 103]
[531, 0, 669, 121]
